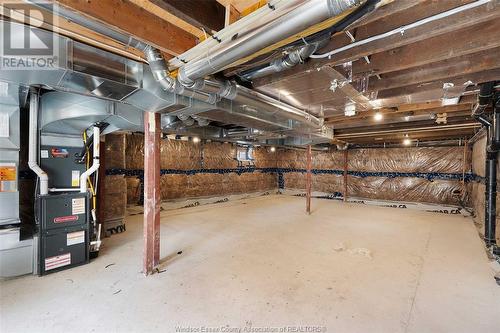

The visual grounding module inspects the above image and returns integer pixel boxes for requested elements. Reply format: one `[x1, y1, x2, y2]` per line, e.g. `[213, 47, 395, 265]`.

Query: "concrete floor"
[1, 195, 500, 333]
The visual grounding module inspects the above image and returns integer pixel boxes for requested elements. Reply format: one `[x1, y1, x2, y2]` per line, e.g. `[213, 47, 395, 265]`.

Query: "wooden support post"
[306, 145, 312, 214]
[143, 112, 161, 275]
[343, 149, 348, 202]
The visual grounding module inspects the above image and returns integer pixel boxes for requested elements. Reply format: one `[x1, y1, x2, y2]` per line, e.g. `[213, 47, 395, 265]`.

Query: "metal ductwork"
[241, 42, 323, 81]
[177, 0, 362, 85]
[142, 47, 324, 130]
[39, 92, 144, 136]
[3, 1, 351, 142]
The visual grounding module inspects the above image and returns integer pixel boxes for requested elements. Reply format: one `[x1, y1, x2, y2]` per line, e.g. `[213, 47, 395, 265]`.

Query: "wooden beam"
[344, 129, 476, 143]
[0, 2, 147, 61]
[152, 0, 225, 33]
[355, 18, 500, 76]
[128, 0, 207, 39]
[377, 69, 500, 100]
[334, 118, 479, 138]
[225, 3, 241, 27]
[143, 112, 161, 275]
[56, 0, 197, 56]
[306, 144, 312, 215]
[329, 108, 472, 129]
[326, 104, 473, 125]
[252, 1, 500, 87]
[369, 68, 500, 109]
[368, 48, 500, 92]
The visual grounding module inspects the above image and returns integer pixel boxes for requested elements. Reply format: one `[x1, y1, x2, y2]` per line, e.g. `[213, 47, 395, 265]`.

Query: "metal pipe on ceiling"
[143, 46, 324, 128]
[30, 1, 329, 131]
[241, 41, 323, 81]
[177, 0, 363, 86]
[168, 0, 305, 68]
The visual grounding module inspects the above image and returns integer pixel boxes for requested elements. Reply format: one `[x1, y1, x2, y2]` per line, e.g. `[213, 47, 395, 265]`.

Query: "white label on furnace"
[40, 150, 49, 158]
[67, 230, 85, 246]
[72, 198, 85, 215]
[45, 253, 71, 271]
[71, 170, 80, 187]
[0, 113, 9, 138]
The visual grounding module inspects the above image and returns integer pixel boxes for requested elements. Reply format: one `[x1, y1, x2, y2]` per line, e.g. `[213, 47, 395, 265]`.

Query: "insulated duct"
[177, 0, 362, 85]
[28, 90, 48, 196]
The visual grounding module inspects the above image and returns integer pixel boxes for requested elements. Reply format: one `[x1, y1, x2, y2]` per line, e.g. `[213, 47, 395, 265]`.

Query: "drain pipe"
[80, 126, 100, 193]
[28, 90, 48, 196]
[473, 81, 498, 247]
[485, 95, 500, 247]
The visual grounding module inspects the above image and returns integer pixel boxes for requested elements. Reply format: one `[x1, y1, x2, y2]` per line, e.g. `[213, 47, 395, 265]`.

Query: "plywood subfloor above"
[1, 195, 499, 332]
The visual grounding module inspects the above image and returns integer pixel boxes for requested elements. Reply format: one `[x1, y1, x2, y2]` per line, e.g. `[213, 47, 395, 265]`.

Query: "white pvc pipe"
[28, 90, 48, 196]
[80, 126, 100, 193]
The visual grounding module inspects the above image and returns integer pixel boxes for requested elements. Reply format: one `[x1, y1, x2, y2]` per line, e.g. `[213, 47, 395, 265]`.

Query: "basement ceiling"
[3, 0, 499, 145]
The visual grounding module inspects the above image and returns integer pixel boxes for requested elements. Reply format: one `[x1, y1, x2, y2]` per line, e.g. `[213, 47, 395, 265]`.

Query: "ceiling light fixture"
[374, 112, 383, 121]
[403, 135, 411, 146]
[192, 137, 200, 143]
[270, 146, 276, 152]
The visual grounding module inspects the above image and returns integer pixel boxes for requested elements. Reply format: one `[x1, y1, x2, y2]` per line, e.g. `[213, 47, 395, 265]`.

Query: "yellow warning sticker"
[71, 170, 80, 187]
[0, 163, 16, 192]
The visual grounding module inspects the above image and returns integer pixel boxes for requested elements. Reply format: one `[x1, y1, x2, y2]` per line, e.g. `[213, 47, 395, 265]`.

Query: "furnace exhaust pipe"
[80, 126, 100, 193]
[28, 90, 48, 196]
